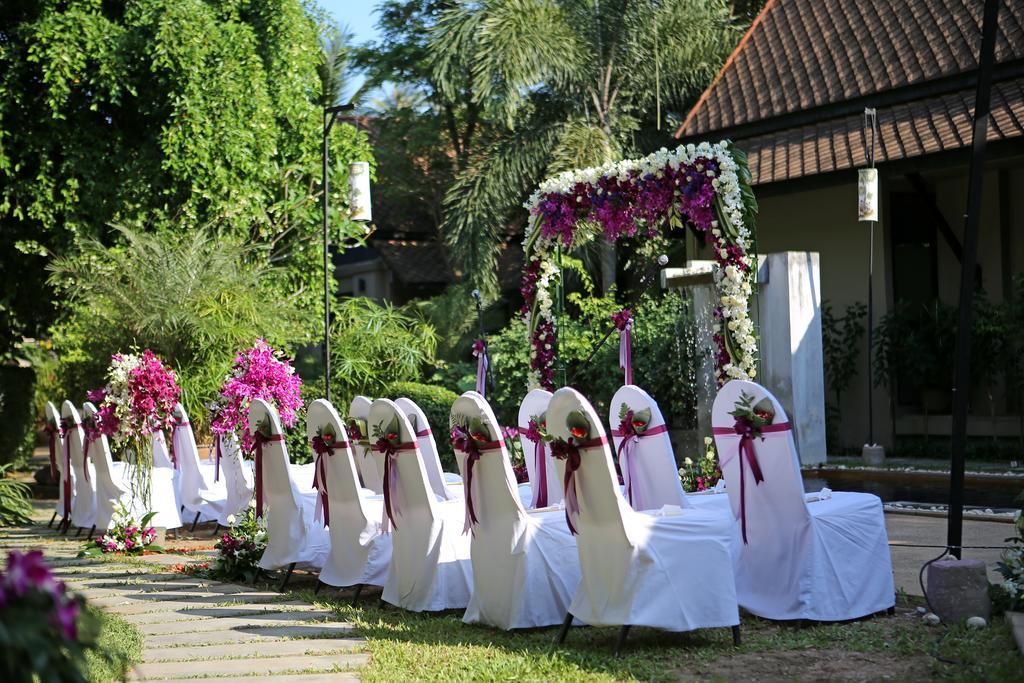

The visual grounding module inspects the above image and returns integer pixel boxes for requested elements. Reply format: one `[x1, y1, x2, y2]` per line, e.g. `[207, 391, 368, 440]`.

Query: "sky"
[316, 0, 384, 44]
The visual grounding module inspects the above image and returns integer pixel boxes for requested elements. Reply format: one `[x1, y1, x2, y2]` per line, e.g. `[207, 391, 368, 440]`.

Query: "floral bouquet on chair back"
[92, 350, 181, 505]
[209, 339, 302, 456]
[0, 550, 101, 682]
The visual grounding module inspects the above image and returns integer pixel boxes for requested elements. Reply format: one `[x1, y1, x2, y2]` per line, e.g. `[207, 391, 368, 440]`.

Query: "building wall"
[700, 160, 1024, 452]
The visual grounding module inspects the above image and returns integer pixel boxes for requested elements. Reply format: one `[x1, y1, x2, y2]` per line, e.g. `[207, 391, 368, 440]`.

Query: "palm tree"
[319, 23, 370, 109]
[431, 0, 739, 293]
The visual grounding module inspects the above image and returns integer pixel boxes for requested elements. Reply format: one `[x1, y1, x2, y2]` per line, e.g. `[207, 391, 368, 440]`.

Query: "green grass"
[83, 606, 143, 682]
[294, 588, 1023, 683]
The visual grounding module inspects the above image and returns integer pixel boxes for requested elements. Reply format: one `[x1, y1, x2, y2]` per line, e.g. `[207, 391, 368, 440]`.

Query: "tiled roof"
[677, 0, 1024, 138]
[744, 76, 1024, 185]
[674, 0, 1024, 185]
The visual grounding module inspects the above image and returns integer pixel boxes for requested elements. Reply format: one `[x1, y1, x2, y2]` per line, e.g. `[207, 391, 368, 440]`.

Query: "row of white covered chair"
[44, 400, 255, 537]
[248, 380, 895, 652]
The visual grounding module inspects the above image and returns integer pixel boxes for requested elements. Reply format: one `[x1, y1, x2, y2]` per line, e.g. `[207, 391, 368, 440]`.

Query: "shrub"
[0, 464, 33, 526]
[0, 365, 35, 468]
[385, 381, 460, 471]
[45, 227, 311, 439]
[330, 298, 438, 399]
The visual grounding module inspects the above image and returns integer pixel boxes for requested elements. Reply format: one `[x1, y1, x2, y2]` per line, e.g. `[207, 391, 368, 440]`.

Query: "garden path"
[0, 522, 367, 682]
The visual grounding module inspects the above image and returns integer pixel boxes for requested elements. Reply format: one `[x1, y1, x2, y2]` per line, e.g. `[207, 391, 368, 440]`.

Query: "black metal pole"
[322, 110, 335, 402]
[865, 108, 877, 447]
[947, 0, 1000, 559]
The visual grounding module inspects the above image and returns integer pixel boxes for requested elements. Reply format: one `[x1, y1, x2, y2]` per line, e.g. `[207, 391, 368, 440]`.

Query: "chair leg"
[613, 625, 631, 658]
[190, 511, 201, 533]
[59, 517, 69, 534]
[87, 525, 96, 540]
[278, 562, 296, 592]
[732, 624, 741, 647]
[555, 612, 573, 646]
[886, 605, 896, 616]
[351, 583, 364, 606]
[75, 526, 83, 537]
[377, 597, 387, 609]
[48, 511, 57, 528]
[212, 523, 222, 538]
[314, 580, 323, 596]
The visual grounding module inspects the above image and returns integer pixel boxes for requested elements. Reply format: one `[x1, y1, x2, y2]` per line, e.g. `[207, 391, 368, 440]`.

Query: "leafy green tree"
[430, 0, 740, 293]
[46, 227, 310, 435]
[0, 0, 373, 355]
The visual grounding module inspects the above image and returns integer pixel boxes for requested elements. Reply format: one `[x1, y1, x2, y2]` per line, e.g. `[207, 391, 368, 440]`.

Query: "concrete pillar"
[758, 252, 828, 464]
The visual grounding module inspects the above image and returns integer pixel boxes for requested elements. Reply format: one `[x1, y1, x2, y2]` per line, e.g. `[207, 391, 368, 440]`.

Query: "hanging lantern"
[858, 168, 878, 222]
[348, 161, 372, 222]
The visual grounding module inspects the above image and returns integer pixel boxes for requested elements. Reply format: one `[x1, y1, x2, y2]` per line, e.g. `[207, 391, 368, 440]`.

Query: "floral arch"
[520, 141, 759, 390]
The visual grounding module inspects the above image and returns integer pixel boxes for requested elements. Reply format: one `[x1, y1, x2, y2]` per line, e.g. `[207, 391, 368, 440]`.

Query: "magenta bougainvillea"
[210, 339, 302, 453]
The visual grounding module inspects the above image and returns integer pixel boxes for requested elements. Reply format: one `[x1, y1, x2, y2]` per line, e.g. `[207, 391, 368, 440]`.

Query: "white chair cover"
[712, 380, 895, 621]
[61, 401, 96, 530]
[172, 403, 226, 523]
[46, 401, 71, 522]
[453, 392, 580, 630]
[307, 399, 391, 588]
[517, 389, 561, 508]
[395, 397, 459, 501]
[608, 385, 688, 511]
[548, 387, 739, 632]
[82, 401, 132, 531]
[348, 396, 382, 494]
[215, 432, 255, 526]
[147, 433, 183, 530]
[370, 398, 473, 612]
[249, 399, 329, 571]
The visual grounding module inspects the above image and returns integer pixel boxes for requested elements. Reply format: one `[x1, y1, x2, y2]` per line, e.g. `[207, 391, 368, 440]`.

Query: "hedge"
[385, 381, 460, 472]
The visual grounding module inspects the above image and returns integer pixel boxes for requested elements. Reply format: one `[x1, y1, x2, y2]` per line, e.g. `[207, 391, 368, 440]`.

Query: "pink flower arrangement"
[0, 550, 81, 641]
[94, 350, 180, 445]
[89, 505, 159, 556]
[210, 339, 302, 453]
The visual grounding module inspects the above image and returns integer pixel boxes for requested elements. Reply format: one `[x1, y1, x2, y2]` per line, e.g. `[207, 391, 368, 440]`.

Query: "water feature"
[802, 469, 1022, 509]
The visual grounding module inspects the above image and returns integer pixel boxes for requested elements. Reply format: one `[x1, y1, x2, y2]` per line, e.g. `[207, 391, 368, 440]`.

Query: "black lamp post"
[321, 103, 370, 402]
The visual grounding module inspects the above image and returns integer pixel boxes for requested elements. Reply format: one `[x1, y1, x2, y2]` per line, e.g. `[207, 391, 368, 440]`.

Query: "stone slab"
[94, 589, 286, 610]
[121, 602, 314, 625]
[142, 637, 364, 663]
[80, 581, 249, 599]
[146, 674, 360, 683]
[140, 610, 340, 636]
[134, 653, 368, 679]
[144, 622, 357, 648]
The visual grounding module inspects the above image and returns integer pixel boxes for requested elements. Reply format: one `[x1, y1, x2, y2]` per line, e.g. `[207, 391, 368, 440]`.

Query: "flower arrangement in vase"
[210, 339, 302, 455]
[0, 550, 102, 680]
[92, 350, 181, 505]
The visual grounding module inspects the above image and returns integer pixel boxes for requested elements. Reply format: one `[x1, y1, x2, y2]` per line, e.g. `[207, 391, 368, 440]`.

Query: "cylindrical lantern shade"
[858, 168, 878, 222]
[348, 161, 372, 222]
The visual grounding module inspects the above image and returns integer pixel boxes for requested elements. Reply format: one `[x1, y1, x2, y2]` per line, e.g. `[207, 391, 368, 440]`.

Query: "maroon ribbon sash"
[610, 423, 669, 509]
[519, 426, 549, 508]
[550, 435, 609, 535]
[415, 428, 432, 437]
[711, 420, 791, 544]
[373, 438, 418, 532]
[451, 431, 503, 534]
[168, 420, 189, 470]
[311, 436, 349, 528]
[82, 435, 93, 482]
[60, 422, 80, 518]
[44, 424, 58, 481]
[253, 432, 285, 518]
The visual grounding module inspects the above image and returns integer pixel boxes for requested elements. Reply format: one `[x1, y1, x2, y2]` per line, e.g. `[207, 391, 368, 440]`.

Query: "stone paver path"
[0, 524, 367, 681]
